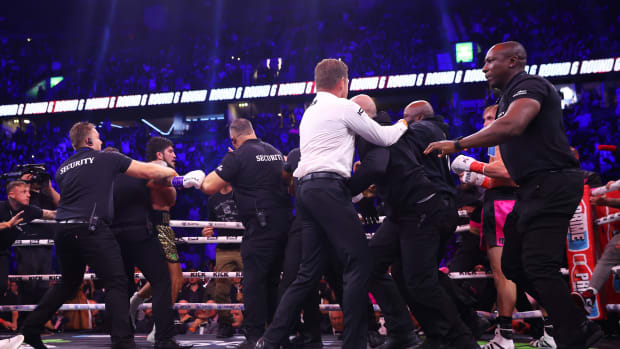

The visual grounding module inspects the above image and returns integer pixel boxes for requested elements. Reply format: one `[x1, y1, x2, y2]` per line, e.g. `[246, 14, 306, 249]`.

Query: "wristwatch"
[454, 137, 464, 151]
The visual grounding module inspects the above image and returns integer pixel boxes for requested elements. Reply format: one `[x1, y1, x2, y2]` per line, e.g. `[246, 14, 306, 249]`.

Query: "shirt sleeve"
[22, 205, 43, 222]
[348, 146, 390, 196]
[101, 152, 133, 173]
[509, 78, 548, 105]
[341, 103, 407, 147]
[215, 152, 240, 184]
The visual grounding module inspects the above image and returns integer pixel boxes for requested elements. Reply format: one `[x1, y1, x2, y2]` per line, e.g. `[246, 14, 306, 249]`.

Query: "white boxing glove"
[172, 170, 206, 189]
[461, 171, 491, 189]
[451, 155, 486, 175]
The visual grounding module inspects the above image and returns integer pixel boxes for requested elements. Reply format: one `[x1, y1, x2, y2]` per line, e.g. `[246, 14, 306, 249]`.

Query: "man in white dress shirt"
[256, 59, 415, 349]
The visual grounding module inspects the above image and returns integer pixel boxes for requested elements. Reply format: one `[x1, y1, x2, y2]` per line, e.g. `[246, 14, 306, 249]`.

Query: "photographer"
[15, 166, 60, 307]
[1, 180, 56, 294]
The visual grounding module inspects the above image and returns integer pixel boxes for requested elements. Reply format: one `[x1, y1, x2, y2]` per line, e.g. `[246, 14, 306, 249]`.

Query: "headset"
[86, 138, 93, 146]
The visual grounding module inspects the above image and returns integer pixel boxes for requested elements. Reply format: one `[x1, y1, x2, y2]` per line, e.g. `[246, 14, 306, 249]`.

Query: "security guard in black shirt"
[350, 96, 478, 349]
[199, 118, 291, 349]
[21, 122, 177, 349]
[103, 147, 182, 349]
[426, 41, 602, 348]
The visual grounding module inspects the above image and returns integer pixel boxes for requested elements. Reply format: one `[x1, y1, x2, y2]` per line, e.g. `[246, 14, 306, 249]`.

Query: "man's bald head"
[490, 41, 527, 68]
[403, 100, 434, 122]
[350, 94, 377, 117]
[483, 41, 528, 90]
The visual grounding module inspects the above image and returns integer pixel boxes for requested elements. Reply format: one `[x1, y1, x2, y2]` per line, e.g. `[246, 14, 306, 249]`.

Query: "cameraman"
[15, 169, 60, 307]
[1, 180, 56, 295]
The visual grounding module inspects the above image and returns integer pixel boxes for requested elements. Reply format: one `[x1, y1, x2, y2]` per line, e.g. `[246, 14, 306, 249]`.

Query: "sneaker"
[481, 328, 514, 349]
[129, 292, 145, 328]
[529, 329, 557, 349]
[0, 335, 24, 349]
[23, 333, 47, 349]
[147, 324, 157, 343]
[571, 290, 596, 315]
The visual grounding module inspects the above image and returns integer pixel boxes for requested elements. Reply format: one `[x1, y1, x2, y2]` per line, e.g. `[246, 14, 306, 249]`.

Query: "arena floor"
[3, 333, 620, 348]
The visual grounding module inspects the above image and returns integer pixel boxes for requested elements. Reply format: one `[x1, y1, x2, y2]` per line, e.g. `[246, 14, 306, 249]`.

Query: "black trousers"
[15, 246, 54, 305]
[370, 195, 472, 341]
[22, 223, 133, 346]
[264, 178, 372, 349]
[502, 171, 586, 348]
[115, 226, 174, 342]
[278, 218, 322, 339]
[0, 254, 8, 296]
[240, 210, 289, 340]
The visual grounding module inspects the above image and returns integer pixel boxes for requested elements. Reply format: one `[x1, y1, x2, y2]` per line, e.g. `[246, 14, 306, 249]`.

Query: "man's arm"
[42, 179, 61, 207]
[41, 209, 56, 220]
[200, 171, 229, 195]
[348, 147, 390, 196]
[591, 196, 620, 209]
[0, 211, 23, 230]
[125, 160, 177, 180]
[424, 98, 541, 156]
[342, 106, 409, 147]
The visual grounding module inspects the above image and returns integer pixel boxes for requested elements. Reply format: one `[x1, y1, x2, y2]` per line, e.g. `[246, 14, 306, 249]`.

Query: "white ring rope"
[591, 181, 620, 196]
[13, 224, 472, 246]
[594, 212, 620, 226]
[0, 303, 550, 317]
[606, 304, 620, 312]
[0, 303, 376, 312]
[8, 269, 570, 282]
[477, 310, 544, 320]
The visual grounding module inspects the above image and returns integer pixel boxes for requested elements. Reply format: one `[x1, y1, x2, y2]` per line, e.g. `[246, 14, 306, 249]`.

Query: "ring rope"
[12, 225, 472, 246]
[8, 268, 571, 282]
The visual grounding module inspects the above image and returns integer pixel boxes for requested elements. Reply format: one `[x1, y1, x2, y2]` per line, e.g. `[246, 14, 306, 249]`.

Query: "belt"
[56, 219, 89, 224]
[298, 172, 345, 183]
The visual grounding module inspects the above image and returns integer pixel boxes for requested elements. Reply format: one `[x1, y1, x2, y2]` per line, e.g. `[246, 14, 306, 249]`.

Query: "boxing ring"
[2, 203, 620, 348]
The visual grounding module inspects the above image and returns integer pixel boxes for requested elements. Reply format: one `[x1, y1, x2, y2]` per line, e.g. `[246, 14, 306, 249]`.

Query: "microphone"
[598, 144, 617, 152]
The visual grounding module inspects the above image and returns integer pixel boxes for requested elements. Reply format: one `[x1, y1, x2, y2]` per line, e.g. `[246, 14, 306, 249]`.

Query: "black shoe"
[112, 341, 137, 349]
[378, 331, 423, 349]
[449, 334, 479, 349]
[290, 333, 323, 348]
[469, 315, 492, 339]
[582, 320, 604, 346]
[217, 324, 235, 338]
[254, 337, 279, 349]
[23, 333, 47, 349]
[155, 339, 194, 349]
[418, 337, 455, 349]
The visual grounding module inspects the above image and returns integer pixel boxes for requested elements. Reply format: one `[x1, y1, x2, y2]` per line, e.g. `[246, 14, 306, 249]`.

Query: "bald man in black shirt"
[199, 119, 291, 349]
[350, 96, 478, 349]
[426, 41, 602, 348]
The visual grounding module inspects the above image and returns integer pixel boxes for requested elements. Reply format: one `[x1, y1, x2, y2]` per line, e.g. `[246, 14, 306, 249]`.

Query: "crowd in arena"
[1, 0, 618, 103]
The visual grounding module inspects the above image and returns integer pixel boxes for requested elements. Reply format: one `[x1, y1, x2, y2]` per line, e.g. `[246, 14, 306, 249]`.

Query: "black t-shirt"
[215, 139, 290, 218]
[409, 115, 456, 197]
[18, 190, 56, 239]
[207, 191, 242, 250]
[0, 291, 18, 321]
[55, 148, 132, 221]
[0, 201, 43, 252]
[110, 174, 151, 239]
[497, 72, 579, 184]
